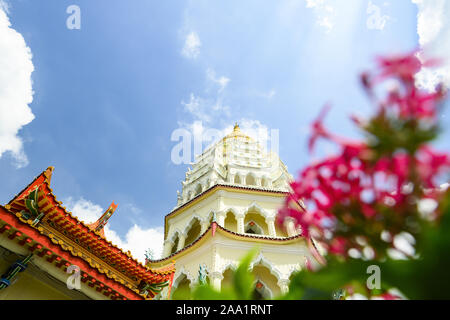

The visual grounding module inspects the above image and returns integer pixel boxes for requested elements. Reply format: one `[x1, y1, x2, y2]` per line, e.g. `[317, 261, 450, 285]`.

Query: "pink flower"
[416, 147, 450, 188]
[362, 204, 377, 218]
[329, 237, 348, 256]
[308, 104, 332, 153]
[376, 292, 401, 300]
[376, 51, 422, 84]
[278, 50, 449, 261]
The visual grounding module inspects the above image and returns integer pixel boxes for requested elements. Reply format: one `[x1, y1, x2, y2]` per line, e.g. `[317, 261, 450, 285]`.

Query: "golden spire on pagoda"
[233, 122, 240, 132]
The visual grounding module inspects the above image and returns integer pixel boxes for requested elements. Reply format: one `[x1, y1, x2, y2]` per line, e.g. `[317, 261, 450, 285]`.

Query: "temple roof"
[87, 202, 118, 238]
[1, 167, 176, 299]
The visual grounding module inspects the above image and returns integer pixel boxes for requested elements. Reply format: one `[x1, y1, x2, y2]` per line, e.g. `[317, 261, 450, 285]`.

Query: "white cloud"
[182, 31, 201, 59]
[65, 197, 104, 224]
[262, 89, 276, 99]
[180, 68, 231, 125]
[104, 225, 164, 263]
[206, 68, 230, 93]
[0, 5, 35, 167]
[65, 197, 164, 262]
[0, 0, 9, 13]
[305, 0, 336, 33]
[181, 93, 211, 123]
[413, 0, 450, 91]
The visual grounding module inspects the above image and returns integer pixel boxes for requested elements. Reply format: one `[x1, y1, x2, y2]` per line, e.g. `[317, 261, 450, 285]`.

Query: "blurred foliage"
[275, 52, 450, 300]
[193, 247, 259, 300]
[173, 190, 450, 300]
[171, 189, 450, 300]
[280, 188, 450, 300]
[170, 53, 449, 301]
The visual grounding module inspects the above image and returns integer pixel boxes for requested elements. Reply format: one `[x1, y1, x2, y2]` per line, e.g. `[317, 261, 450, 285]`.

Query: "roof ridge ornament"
[88, 202, 118, 237]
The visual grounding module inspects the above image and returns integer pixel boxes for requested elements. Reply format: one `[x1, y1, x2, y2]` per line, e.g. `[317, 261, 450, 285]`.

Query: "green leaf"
[193, 284, 236, 300]
[233, 247, 259, 300]
[190, 247, 260, 300]
[171, 285, 192, 300]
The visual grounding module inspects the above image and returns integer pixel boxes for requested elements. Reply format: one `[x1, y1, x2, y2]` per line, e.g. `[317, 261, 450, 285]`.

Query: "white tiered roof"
[175, 124, 293, 207]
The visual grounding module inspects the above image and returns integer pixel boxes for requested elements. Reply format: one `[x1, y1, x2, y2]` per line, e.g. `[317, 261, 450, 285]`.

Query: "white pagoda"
[148, 124, 322, 299]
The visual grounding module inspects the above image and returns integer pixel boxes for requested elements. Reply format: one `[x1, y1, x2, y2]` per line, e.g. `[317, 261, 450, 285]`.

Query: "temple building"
[0, 167, 175, 300]
[0, 124, 324, 300]
[147, 124, 324, 299]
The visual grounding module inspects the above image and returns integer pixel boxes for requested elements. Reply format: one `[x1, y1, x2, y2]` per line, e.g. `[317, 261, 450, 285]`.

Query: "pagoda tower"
[148, 124, 323, 299]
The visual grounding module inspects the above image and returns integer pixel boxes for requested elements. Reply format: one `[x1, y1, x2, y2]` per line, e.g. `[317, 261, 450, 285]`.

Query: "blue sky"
[1, 0, 449, 261]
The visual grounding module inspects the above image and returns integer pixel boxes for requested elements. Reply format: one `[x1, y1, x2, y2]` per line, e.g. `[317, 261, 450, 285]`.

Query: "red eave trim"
[7, 167, 52, 205]
[6, 168, 176, 280]
[0, 206, 144, 300]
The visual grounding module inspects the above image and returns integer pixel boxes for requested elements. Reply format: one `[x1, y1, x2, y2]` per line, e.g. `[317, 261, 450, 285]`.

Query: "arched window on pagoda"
[244, 221, 263, 235]
[252, 280, 272, 300]
[184, 218, 201, 247]
[224, 211, 237, 232]
[171, 274, 191, 300]
[244, 211, 268, 235]
[261, 177, 268, 188]
[246, 174, 256, 186]
[251, 264, 280, 298]
[234, 175, 242, 184]
[221, 266, 235, 289]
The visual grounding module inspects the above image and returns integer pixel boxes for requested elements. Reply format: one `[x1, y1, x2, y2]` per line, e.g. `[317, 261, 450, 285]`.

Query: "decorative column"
[200, 220, 210, 234]
[266, 216, 276, 237]
[163, 239, 174, 257]
[177, 233, 186, 251]
[217, 191, 225, 213]
[236, 213, 245, 234]
[284, 217, 297, 237]
[278, 279, 290, 295]
[217, 212, 226, 227]
[209, 271, 223, 291]
[210, 243, 222, 291]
